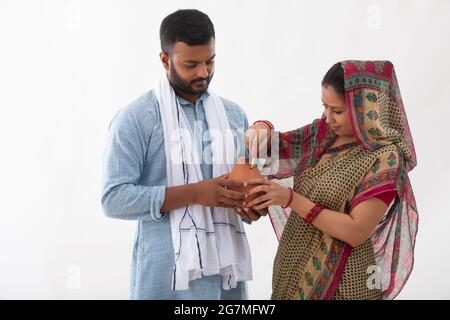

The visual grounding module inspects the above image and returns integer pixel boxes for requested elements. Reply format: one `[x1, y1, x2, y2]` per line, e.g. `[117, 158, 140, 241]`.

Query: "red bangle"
[282, 187, 294, 209]
[303, 204, 324, 224]
[253, 120, 274, 130]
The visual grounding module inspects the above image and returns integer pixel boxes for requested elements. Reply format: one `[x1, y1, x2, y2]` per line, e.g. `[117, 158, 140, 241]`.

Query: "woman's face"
[321, 85, 354, 137]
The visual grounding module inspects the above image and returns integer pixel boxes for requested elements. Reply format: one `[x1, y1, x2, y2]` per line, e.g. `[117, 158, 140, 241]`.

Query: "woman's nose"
[325, 110, 334, 125]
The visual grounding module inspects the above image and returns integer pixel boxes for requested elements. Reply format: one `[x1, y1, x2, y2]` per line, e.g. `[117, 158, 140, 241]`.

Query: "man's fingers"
[223, 189, 246, 200]
[221, 179, 246, 188]
[242, 207, 260, 221]
[236, 206, 263, 221]
[219, 197, 245, 208]
[236, 207, 253, 221]
[217, 202, 236, 209]
[253, 207, 269, 216]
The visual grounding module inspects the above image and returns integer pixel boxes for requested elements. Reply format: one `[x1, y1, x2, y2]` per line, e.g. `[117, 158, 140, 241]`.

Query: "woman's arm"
[246, 121, 301, 179]
[245, 179, 388, 247]
[287, 193, 387, 247]
[245, 118, 328, 179]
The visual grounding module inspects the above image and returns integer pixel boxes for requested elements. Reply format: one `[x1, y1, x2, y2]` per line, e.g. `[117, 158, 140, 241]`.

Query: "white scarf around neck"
[155, 74, 252, 291]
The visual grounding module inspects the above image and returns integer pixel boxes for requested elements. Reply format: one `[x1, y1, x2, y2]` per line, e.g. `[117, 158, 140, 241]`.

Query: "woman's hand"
[244, 178, 291, 210]
[245, 122, 273, 162]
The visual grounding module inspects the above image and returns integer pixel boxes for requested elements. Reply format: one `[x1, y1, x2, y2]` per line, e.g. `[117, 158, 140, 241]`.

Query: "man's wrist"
[190, 182, 200, 205]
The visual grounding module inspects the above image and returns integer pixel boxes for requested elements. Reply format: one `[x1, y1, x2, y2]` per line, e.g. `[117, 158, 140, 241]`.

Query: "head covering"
[341, 60, 416, 169]
[341, 60, 418, 299]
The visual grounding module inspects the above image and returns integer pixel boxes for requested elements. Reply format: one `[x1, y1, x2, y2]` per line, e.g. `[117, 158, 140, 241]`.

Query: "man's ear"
[159, 52, 170, 71]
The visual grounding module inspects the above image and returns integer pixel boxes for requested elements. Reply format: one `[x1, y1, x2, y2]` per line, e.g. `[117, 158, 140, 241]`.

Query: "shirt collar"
[176, 91, 210, 106]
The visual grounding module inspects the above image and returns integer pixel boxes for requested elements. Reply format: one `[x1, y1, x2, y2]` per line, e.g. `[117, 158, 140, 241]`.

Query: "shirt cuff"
[147, 185, 167, 221]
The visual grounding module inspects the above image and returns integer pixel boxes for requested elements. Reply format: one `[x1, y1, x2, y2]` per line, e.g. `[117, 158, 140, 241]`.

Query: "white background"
[1, 0, 449, 299]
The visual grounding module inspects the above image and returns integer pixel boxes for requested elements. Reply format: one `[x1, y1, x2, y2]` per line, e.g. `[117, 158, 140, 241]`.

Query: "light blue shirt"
[101, 89, 249, 299]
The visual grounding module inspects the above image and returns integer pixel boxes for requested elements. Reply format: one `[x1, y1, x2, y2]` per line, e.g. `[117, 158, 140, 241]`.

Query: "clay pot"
[227, 158, 265, 207]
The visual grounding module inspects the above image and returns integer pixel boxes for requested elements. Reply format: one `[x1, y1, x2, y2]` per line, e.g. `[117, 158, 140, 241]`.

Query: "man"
[101, 9, 265, 300]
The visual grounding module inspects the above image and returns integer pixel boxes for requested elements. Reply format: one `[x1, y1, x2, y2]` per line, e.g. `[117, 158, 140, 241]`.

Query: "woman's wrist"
[253, 120, 274, 130]
[281, 187, 294, 208]
[303, 204, 324, 223]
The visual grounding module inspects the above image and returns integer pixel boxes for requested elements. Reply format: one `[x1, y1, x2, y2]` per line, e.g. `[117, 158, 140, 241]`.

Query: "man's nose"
[196, 63, 208, 78]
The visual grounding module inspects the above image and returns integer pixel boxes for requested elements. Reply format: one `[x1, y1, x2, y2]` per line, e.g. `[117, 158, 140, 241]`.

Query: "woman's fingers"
[245, 193, 270, 208]
[248, 129, 259, 161]
[247, 185, 270, 196]
[253, 200, 273, 210]
[246, 178, 270, 185]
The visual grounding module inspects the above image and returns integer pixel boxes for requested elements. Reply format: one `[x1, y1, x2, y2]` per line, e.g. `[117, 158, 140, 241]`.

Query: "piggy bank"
[227, 158, 266, 210]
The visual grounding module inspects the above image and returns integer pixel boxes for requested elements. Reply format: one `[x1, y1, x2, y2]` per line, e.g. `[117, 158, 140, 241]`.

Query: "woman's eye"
[334, 111, 342, 115]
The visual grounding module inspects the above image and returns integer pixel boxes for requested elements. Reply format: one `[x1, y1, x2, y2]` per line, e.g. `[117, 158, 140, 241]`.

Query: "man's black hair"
[160, 9, 215, 52]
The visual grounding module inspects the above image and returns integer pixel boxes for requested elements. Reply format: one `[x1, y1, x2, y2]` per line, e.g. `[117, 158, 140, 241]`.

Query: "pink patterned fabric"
[343, 61, 418, 299]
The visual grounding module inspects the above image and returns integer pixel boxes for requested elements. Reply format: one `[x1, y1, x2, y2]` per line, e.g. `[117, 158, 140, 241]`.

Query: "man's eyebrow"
[184, 54, 216, 64]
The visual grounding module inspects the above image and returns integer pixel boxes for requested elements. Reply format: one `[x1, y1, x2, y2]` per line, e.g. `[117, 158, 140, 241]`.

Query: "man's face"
[162, 38, 215, 96]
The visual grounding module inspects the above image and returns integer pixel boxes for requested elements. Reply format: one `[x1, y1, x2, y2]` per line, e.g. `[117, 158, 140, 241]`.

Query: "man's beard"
[169, 62, 213, 96]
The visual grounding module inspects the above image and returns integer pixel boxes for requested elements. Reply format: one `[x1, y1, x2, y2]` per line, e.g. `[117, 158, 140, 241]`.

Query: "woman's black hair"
[321, 62, 345, 97]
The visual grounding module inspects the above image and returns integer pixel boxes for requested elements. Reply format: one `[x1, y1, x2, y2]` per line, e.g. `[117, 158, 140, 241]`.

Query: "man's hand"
[193, 174, 247, 209]
[192, 175, 269, 222]
[235, 206, 268, 222]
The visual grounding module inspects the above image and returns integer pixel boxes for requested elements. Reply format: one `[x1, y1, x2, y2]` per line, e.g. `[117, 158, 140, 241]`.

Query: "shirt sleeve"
[101, 107, 166, 221]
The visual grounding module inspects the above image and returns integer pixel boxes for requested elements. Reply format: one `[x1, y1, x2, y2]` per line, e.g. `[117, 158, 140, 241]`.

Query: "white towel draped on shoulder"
[155, 74, 252, 291]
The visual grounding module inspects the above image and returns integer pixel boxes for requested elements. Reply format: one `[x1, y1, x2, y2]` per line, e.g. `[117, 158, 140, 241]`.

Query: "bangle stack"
[282, 187, 294, 209]
[253, 120, 274, 130]
[303, 204, 324, 224]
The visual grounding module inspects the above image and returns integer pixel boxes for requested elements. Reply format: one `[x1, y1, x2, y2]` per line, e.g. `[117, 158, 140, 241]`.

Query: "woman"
[242, 61, 418, 300]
